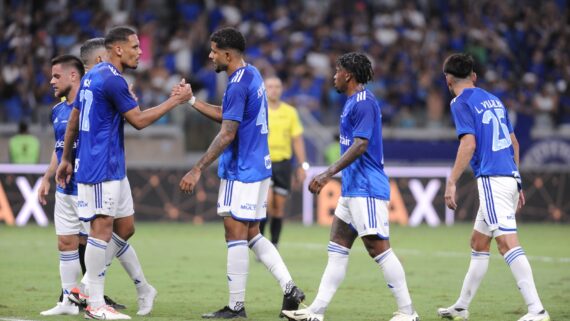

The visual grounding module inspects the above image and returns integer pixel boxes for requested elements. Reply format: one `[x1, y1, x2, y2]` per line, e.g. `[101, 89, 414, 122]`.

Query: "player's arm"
[292, 134, 307, 182]
[38, 150, 58, 205]
[191, 99, 223, 123]
[445, 134, 476, 210]
[179, 120, 239, 193]
[510, 132, 525, 209]
[309, 137, 368, 194]
[56, 108, 79, 187]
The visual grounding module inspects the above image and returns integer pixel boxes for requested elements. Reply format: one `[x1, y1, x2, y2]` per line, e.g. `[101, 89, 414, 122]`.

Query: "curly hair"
[336, 52, 373, 84]
[443, 53, 474, 78]
[210, 27, 246, 53]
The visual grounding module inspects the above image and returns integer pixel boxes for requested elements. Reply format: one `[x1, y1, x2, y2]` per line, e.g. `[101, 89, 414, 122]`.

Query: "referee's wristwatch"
[188, 96, 196, 106]
[299, 162, 310, 170]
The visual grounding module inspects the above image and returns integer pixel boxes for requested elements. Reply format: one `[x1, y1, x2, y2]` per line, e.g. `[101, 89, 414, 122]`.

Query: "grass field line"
[0, 318, 41, 321]
[283, 242, 570, 264]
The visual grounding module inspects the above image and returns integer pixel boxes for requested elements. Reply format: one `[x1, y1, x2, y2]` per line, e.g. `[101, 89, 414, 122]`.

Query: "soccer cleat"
[136, 285, 157, 316]
[280, 286, 306, 317]
[517, 310, 550, 321]
[437, 306, 469, 320]
[85, 305, 131, 320]
[390, 311, 420, 321]
[202, 306, 247, 319]
[281, 308, 324, 321]
[68, 287, 88, 309]
[40, 301, 79, 316]
[105, 295, 127, 310]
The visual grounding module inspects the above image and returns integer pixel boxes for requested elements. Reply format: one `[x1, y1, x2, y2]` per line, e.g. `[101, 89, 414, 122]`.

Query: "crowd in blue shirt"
[1, 0, 569, 134]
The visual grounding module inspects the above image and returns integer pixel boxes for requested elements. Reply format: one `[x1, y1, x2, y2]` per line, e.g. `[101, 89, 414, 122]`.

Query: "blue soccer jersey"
[450, 87, 518, 177]
[52, 100, 78, 195]
[73, 62, 138, 184]
[339, 89, 390, 200]
[219, 64, 272, 182]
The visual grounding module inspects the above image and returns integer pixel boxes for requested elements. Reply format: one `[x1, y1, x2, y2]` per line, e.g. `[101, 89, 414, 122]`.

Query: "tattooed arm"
[179, 120, 239, 193]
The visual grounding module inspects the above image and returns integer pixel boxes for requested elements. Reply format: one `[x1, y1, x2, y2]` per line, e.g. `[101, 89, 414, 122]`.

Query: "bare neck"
[108, 55, 124, 73]
[227, 58, 246, 76]
[452, 81, 475, 97]
[67, 84, 79, 103]
[346, 82, 365, 97]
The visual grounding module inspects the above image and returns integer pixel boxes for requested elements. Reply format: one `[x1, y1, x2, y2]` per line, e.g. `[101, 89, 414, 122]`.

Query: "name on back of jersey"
[475, 99, 504, 114]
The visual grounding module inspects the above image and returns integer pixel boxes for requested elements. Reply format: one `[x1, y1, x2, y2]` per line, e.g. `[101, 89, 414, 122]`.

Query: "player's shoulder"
[354, 90, 379, 109]
[279, 102, 297, 113]
[51, 100, 67, 111]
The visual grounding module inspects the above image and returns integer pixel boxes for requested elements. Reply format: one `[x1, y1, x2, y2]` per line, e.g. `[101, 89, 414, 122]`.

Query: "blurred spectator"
[0, 0, 568, 135]
[324, 133, 340, 166]
[9, 121, 40, 164]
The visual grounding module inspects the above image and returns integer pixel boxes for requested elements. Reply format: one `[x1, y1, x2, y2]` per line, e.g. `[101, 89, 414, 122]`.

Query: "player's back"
[74, 62, 138, 184]
[339, 89, 389, 200]
[451, 87, 518, 177]
[219, 64, 271, 183]
[52, 100, 77, 195]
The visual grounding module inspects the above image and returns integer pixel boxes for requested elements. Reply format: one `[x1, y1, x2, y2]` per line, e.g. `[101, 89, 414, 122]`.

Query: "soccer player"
[176, 27, 305, 319]
[39, 54, 86, 316]
[56, 26, 193, 320]
[282, 52, 419, 321]
[260, 76, 308, 248]
[437, 53, 550, 321]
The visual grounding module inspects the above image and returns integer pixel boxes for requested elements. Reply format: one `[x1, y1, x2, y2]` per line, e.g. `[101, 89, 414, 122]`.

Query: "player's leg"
[486, 176, 548, 321]
[247, 222, 305, 317]
[259, 186, 274, 236]
[359, 198, 418, 321]
[79, 181, 130, 320]
[42, 192, 82, 316]
[282, 213, 356, 321]
[203, 179, 251, 319]
[438, 228, 491, 320]
[267, 160, 292, 247]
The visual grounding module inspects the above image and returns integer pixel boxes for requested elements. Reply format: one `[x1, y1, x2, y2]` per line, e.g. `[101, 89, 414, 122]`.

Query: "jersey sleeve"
[350, 100, 376, 140]
[290, 107, 304, 137]
[103, 76, 138, 114]
[222, 82, 247, 122]
[450, 100, 476, 138]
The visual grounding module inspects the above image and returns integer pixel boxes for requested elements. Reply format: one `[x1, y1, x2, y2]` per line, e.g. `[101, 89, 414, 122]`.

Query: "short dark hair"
[336, 52, 374, 84]
[104, 26, 137, 48]
[51, 54, 85, 77]
[210, 27, 246, 53]
[443, 53, 474, 78]
[18, 121, 28, 134]
[80, 37, 105, 65]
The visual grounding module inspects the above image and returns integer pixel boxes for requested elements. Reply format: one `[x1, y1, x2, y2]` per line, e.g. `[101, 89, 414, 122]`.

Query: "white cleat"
[281, 308, 324, 321]
[85, 305, 131, 320]
[437, 306, 469, 320]
[136, 284, 157, 316]
[40, 301, 79, 316]
[390, 310, 420, 321]
[517, 310, 550, 321]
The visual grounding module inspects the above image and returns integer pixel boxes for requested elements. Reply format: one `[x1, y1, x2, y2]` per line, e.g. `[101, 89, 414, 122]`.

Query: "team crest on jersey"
[264, 155, 272, 169]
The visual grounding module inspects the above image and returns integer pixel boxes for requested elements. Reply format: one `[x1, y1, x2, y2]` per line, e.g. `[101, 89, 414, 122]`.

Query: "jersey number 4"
[256, 99, 268, 134]
[79, 89, 93, 132]
[482, 109, 512, 151]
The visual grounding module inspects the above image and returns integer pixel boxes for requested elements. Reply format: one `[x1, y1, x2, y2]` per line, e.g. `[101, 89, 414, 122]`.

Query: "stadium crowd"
[1, 0, 569, 133]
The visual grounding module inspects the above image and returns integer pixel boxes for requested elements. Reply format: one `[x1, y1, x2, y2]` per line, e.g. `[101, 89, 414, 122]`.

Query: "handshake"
[170, 78, 195, 106]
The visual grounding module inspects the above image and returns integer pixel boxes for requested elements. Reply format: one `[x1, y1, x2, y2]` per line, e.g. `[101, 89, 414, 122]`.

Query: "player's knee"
[57, 237, 77, 251]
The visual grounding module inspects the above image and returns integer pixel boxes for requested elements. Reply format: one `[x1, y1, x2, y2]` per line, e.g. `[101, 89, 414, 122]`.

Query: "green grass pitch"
[1, 222, 568, 321]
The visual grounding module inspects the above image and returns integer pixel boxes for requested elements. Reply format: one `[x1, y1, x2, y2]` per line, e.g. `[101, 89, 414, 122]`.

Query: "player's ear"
[471, 72, 477, 83]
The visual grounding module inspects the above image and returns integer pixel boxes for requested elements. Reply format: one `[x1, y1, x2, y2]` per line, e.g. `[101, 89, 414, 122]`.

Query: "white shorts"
[334, 196, 390, 239]
[217, 178, 270, 221]
[54, 191, 89, 236]
[77, 177, 134, 222]
[474, 176, 518, 237]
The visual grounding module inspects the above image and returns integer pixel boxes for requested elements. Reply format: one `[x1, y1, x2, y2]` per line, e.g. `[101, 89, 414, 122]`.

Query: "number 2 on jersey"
[482, 109, 512, 151]
[256, 99, 268, 134]
[79, 89, 93, 132]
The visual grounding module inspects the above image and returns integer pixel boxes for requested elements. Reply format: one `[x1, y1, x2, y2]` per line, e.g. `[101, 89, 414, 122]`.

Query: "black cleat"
[202, 306, 247, 319]
[104, 295, 127, 310]
[280, 286, 305, 318]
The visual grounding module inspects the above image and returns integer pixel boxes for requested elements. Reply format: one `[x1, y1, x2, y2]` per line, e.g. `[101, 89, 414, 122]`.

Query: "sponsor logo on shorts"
[240, 203, 257, 211]
[77, 200, 88, 208]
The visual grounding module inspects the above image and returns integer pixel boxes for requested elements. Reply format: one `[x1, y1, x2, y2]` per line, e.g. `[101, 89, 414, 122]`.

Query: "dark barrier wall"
[1, 165, 568, 226]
